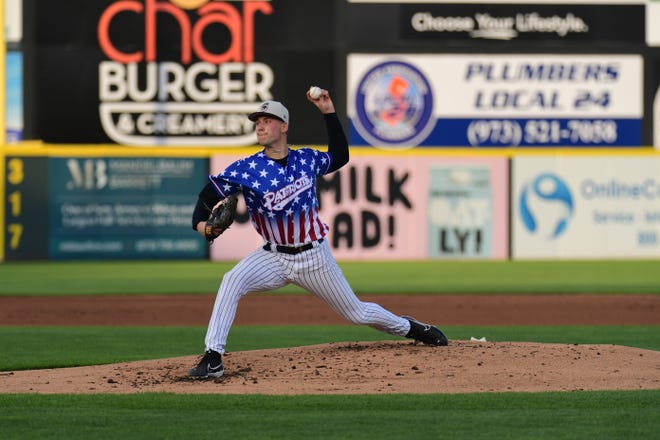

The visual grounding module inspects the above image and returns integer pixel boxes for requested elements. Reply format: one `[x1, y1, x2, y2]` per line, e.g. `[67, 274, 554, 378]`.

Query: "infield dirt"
[1, 294, 659, 394]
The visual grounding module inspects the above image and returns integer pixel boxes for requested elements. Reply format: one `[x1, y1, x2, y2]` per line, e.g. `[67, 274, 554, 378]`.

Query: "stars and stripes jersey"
[209, 148, 333, 246]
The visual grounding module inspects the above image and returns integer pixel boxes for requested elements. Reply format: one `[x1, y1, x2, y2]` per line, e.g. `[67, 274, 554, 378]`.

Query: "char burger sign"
[97, 0, 274, 146]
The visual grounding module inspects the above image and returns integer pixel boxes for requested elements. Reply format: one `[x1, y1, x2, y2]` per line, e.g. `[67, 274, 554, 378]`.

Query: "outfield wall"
[3, 1, 660, 261]
[3, 145, 659, 261]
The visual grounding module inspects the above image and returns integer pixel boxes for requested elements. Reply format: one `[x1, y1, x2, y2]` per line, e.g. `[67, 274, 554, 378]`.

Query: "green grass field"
[1, 260, 659, 439]
[1, 259, 659, 295]
[1, 391, 658, 440]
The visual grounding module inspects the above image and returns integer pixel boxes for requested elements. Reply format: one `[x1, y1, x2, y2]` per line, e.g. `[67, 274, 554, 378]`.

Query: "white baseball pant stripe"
[204, 240, 411, 354]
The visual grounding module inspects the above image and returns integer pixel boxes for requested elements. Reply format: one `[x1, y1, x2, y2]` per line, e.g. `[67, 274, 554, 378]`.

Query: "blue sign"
[48, 157, 209, 259]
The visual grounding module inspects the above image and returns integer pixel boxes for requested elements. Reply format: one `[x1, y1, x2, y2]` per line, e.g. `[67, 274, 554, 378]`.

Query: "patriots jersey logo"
[263, 174, 314, 211]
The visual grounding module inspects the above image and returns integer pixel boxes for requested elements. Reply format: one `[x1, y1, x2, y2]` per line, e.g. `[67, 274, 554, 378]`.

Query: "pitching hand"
[306, 87, 335, 114]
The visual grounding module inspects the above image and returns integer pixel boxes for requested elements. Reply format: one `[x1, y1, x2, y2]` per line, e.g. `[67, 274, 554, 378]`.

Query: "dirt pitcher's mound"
[2, 340, 659, 394]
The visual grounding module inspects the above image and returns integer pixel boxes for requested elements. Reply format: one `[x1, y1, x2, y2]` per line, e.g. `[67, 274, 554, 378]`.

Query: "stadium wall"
[3, 0, 660, 261]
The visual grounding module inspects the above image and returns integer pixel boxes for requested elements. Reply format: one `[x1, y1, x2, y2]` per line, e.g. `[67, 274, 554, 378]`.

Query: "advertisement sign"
[209, 154, 509, 261]
[348, 54, 643, 148]
[5, 52, 23, 142]
[512, 156, 660, 259]
[428, 165, 493, 258]
[96, 0, 273, 146]
[48, 157, 208, 259]
[5, 0, 22, 42]
[33, 0, 337, 145]
[348, 2, 645, 47]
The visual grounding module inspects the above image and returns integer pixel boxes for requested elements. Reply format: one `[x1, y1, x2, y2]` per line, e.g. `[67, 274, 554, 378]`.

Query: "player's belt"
[263, 238, 324, 255]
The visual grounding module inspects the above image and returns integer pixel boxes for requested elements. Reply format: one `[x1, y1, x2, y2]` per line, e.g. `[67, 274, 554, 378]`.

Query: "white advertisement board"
[512, 156, 660, 259]
[347, 53, 643, 148]
[4, 0, 22, 42]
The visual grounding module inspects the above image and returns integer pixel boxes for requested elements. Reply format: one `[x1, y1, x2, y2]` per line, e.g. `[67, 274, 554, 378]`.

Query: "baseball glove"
[204, 194, 238, 242]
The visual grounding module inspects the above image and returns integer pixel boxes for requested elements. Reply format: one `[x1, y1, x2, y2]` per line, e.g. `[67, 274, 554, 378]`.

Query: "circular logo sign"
[354, 61, 434, 149]
[519, 173, 574, 239]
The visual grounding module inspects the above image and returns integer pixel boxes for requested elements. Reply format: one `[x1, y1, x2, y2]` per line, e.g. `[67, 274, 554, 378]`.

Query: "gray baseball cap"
[248, 101, 289, 123]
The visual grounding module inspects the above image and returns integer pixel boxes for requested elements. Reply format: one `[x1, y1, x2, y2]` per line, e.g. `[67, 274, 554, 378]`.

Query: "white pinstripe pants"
[204, 239, 411, 354]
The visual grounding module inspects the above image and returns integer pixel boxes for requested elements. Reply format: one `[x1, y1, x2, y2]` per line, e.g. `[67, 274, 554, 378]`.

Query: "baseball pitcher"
[188, 88, 448, 378]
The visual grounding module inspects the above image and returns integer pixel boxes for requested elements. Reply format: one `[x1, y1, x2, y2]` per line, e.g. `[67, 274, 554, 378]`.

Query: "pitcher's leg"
[205, 248, 287, 353]
[295, 242, 410, 336]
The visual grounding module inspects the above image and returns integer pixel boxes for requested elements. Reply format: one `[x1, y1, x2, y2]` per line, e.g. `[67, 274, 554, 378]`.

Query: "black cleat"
[188, 350, 224, 378]
[403, 316, 449, 346]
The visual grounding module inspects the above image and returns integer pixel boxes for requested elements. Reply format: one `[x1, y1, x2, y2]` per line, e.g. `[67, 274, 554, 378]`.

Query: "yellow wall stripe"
[3, 142, 659, 158]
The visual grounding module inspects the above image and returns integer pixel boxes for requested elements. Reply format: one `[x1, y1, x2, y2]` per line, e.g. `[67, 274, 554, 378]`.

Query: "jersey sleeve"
[306, 148, 333, 176]
[209, 160, 244, 197]
[208, 175, 241, 198]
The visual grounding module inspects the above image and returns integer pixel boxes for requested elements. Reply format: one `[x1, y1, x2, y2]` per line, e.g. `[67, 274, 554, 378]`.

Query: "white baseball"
[309, 86, 323, 100]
